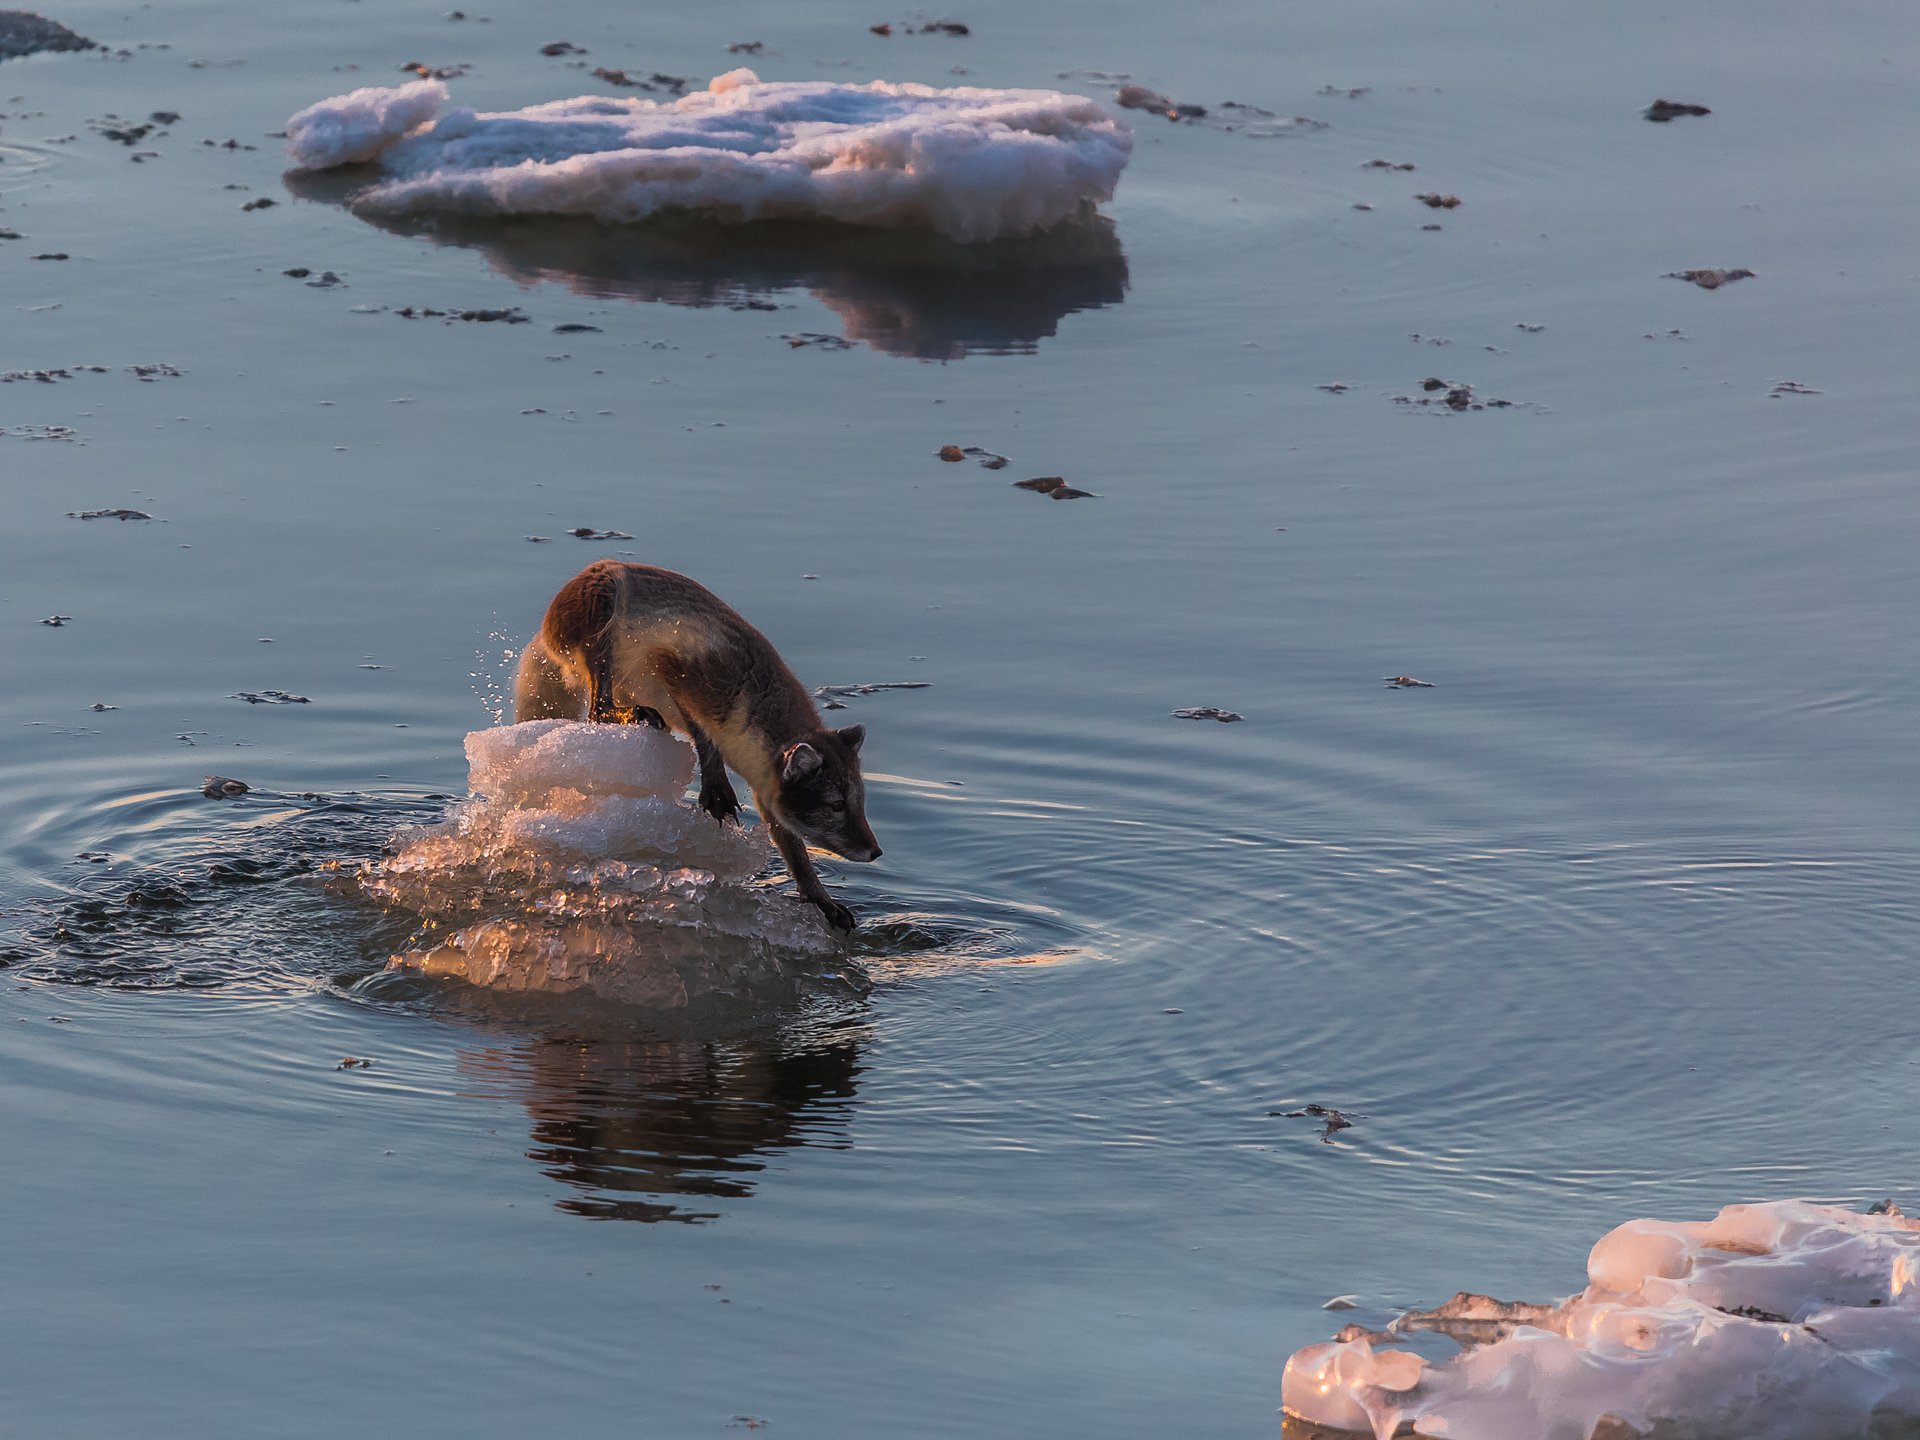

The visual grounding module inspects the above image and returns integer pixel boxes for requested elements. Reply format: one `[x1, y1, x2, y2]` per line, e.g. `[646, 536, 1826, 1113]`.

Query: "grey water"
[2, 0, 1917, 1435]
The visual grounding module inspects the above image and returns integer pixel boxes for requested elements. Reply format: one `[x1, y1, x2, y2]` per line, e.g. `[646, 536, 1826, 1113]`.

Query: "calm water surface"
[3, 1, 1917, 1435]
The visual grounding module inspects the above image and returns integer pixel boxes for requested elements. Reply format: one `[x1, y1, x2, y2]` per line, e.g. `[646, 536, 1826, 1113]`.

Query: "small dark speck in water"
[1384, 675, 1435, 689]
[41, 615, 73, 627]
[814, 682, 931, 703]
[282, 267, 311, 278]
[568, 527, 633, 540]
[539, 40, 585, 57]
[1318, 382, 1351, 393]
[1772, 381, 1822, 396]
[1666, 267, 1755, 290]
[784, 332, 855, 349]
[1272, 1104, 1361, 1141]
[337, 1056, 375, 1070]
[1422, 223, 1443, 231]
[401, 61, 470, 79]
[553, 323, 601, 333]
[241, 197, 276, 211]
[202, 776, 251, 799]
[76, 851, 111, 864]
[90, 703, 118, 712]
[1364, 159, 1416, 171]
[230, 690, 310, 705]
[1013, 476, 1097, 499]
[728, 41, 764, 54]
[1646, 98, 1711, 122]
[1416, 193, 1461, 209]
[67, 507, 154, 521]
[1172, 707, 1242, 722]
[1115, 84, 1205, 121]
[30, 252, 69, 261]
[397, 305, 529, 323]
[306, 271, 345, 288]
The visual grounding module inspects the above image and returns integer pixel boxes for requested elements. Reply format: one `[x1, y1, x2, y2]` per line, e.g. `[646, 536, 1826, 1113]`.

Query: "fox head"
[774, 723, 881, 863]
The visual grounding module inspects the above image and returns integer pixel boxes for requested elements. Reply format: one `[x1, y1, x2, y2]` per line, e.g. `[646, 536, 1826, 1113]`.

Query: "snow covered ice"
[1282, 1199, 1920, 1440]
[352, 721, 855, 1013]
[284, 69, 1132, 243]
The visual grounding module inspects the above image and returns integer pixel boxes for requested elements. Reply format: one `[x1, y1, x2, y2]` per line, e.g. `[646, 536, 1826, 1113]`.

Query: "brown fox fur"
[515, 560, 880, 931]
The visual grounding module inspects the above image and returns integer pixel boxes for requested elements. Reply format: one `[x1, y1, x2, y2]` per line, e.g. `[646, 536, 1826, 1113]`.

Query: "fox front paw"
[699, 781, 742, 824]
[814, 896, 858, 933]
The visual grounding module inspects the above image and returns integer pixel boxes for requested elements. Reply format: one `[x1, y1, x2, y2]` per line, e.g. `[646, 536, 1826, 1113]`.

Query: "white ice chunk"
[353, 722, 845, 1010]
[1282, 1200, 1920, 1440]
[284, 71, 1133, 243]
[285, 79, 448, 168]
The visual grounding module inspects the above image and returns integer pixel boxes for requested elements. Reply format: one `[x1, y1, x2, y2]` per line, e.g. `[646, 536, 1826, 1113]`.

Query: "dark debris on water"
[1013, 476, 1096, 499]
[1646, 98, 1711, 122]
[1271, 1103, 1362, 1142]
[1172, 707, 1242, 722]
[1666, 268, 1754, 290]
[397, 305, 530, 323]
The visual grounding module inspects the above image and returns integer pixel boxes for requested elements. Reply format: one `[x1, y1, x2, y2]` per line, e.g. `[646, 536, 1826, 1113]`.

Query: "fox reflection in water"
[462, 1030, 863, 1223]
[280, 168, 1128, 360]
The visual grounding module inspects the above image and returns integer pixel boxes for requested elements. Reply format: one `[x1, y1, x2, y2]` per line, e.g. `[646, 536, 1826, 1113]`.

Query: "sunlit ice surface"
[347, 720, 859, 1014]
[1283, 1199, 1920, 1440]
[284, 70, 1132, 244]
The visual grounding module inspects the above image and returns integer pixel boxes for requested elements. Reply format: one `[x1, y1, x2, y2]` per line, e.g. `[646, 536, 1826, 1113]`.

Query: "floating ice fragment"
[355, 721, 848, 1012]
[284, 71, 1132, 244]
[1282, 1199, 1920, 1440]
[285, 79, 448, 168]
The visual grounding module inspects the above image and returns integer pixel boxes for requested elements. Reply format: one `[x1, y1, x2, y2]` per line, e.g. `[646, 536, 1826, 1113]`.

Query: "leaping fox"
[514, 560, 881, 931]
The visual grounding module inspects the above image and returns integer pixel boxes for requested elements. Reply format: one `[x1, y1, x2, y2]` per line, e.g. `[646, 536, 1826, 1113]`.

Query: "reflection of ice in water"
[1283, 1199, 1920, 1440]
[284, 70, 1132, 244]
[287, 203, 1130, 360]
[357, 722, 854, 1012]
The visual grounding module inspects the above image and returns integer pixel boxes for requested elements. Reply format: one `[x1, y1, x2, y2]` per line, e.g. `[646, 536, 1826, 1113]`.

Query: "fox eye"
[828, 799, 847, 815]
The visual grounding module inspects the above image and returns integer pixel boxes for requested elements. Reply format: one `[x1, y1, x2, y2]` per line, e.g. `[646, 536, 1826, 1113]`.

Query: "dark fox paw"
[698, 782, 742, 824]
[814, 896, 858, 933]
[633, 706, 667, 730]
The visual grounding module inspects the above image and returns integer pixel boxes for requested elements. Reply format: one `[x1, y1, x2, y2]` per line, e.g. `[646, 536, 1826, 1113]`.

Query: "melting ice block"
[284, 69, 1133, 243]
[1282, 1199, 1920, 1440]
[355, 721, 848, 1011]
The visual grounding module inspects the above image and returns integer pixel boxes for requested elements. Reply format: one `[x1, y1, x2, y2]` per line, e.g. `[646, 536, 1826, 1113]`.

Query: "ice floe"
[1282, 1199, 1920, 1440]
[354, 721, 852, 1012]
[284, 69, 1132, 243]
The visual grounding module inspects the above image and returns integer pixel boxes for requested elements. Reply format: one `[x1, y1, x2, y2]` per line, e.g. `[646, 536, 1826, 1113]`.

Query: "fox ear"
[782, 742, 823, 782]
[835, 723, 866, 755]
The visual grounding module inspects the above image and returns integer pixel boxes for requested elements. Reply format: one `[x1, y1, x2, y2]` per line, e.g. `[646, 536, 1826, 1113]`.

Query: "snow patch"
[284, 71, 1132, 243]
[1283, 1200, 1920, 1440]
